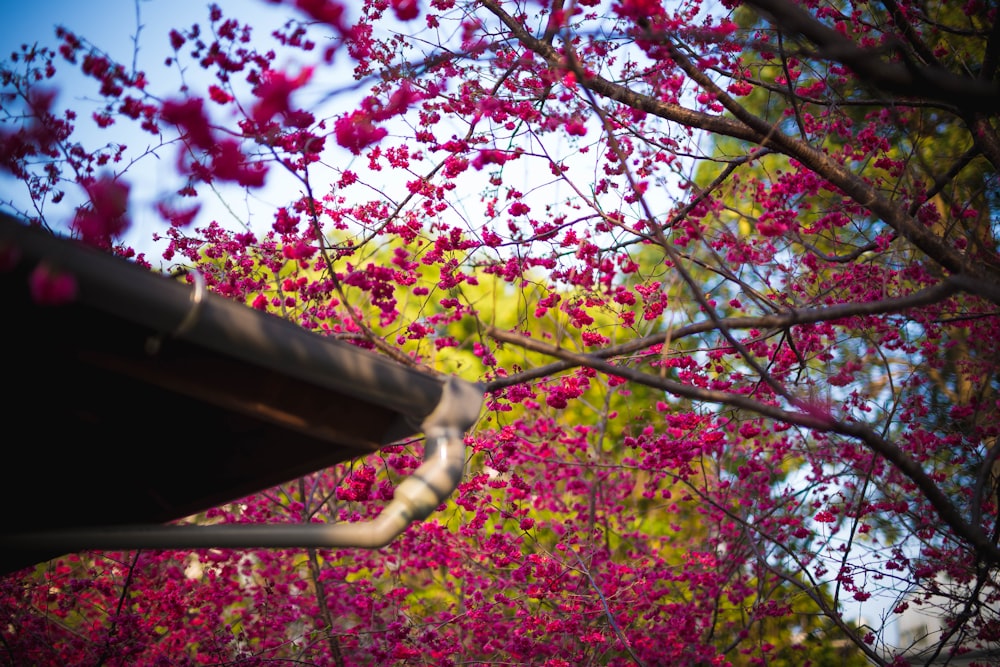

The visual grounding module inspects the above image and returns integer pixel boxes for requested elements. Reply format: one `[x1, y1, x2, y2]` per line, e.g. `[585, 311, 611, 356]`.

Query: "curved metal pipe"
[1, 378, 482, 553]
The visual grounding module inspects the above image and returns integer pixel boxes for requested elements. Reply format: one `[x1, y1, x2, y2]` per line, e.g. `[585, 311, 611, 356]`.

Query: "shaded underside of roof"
[0, 213, 466, 573]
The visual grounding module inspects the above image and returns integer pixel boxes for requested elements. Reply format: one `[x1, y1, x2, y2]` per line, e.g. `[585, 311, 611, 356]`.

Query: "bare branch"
[485, 277, 963, 392]
[486, 322, 1000, 565]
[743, 0, 1000, 112]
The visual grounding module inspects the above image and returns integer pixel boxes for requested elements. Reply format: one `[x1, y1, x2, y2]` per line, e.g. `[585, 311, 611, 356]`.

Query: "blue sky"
[0, 0, 353, 258]
[1, 0, 295, 72]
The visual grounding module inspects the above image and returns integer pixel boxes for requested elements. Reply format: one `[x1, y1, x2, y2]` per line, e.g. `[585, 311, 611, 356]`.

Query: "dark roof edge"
[1, 212, 477, 424]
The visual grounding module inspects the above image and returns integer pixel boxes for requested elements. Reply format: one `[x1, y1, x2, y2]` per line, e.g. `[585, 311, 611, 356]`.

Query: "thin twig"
[570, 550, 647, 667]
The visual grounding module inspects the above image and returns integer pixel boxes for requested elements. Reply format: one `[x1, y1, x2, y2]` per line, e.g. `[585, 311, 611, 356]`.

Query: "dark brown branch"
[488, 324, 836, 429]
[661, 37, 984, 280]
[484, 278, 962, 393]
[486, 319, 1000, 565]
[776, 31, 808, 139]
[743, 0, 1000, 112]
[983, 5, 1000, 83]
[478, 0, 766, 144]
[948, 273, 1000, 306]
[794, 235, 882, 263]
[912, 146, 983, 217]
[969, 115, 1000, 172]
[481, 0, 993, 280]
[881, 0, 943, 69]
[93, 551, 142, 667]
[301, 479, 346, 667]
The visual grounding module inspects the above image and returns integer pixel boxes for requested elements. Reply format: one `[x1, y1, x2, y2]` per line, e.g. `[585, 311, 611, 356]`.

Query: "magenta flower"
[28, 262, 77, 305]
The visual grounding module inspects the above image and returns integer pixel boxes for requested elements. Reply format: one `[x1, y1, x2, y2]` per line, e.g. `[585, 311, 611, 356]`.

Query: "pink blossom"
[251, 66, 313, 125]
[210, 140, 267, 187]
[472, 149, 509, 170]
[565, 119, 587, 136]
[509, 201, 530, 216]
[155, 201, 200, 227]
[208, 85, 233, 104]
[28, 262, 77, 305]
[3, 3, 995, 664]
[71, 176, 131, 247]
[334, 110, 388, 154]
[160, 97, 215, 150]
[294, 0, 347, 33]
[390, 0, 420, 21]
[282, 240, 317, 260]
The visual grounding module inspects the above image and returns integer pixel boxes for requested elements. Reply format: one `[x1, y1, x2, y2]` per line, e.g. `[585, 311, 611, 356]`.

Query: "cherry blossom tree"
[1, 0, 998, 665]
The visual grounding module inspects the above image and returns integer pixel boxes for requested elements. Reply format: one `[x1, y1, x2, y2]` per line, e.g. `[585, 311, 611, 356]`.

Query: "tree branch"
[485, 277, 964, 392]
[481, 0, 996, 280]
[661, 36, 985, 281]
[486, 322, 1000, 565]
[742, 0, 1000, 112]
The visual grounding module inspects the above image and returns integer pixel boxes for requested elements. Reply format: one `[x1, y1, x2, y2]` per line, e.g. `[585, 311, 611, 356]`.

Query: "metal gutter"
[2, 377, 481, 552]
[0, 212, 453, 427]
[0, 213, 484, 556]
